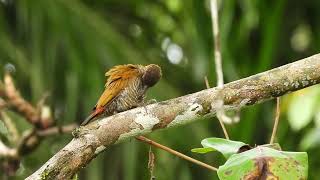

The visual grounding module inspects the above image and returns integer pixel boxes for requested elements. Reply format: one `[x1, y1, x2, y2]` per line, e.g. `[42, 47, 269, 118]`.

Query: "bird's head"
[142, 64, 162, 87]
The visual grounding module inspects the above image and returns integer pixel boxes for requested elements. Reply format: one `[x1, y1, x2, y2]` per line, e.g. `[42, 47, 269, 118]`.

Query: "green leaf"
[191, 147, 216, 154]
[288, 88, 320, 131]
[299, 128, 320, 150]
[218, 146, 308, 180]
[192, 138, 247, 158]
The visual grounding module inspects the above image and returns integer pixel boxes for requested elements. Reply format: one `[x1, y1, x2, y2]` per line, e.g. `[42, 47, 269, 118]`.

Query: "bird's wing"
[95, 65, 141, 109]
[95, 77, 126, 109]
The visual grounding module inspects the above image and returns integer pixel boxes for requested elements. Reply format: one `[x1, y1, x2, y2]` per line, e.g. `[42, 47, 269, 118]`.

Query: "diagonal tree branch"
[27, 54, 320, 180]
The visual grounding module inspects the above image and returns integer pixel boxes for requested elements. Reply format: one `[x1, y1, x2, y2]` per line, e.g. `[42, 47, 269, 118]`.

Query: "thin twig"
[4, 73, 39, 125]
[3, 73, 54, 129]
[216, 111, 230, 139]
[270, 97, 281, 144]
[204, 78, 230, 139]
[210, 0, 224, 88]
[37, 124, 78, 137]
[16, 130, 39, 156]
[136, 136, 218, 171]
[210, 0, 230, 139]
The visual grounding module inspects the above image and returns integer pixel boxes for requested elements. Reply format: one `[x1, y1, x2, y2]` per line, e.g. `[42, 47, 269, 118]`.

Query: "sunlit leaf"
[218, 147, 308, 180]
[192, 138, 247, 158]
[288, 88, 320, 131]
[191, 147, 216, 154]
[299, 128, 320, 150]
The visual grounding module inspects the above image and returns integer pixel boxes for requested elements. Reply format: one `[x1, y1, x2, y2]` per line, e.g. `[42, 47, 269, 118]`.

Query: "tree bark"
[27, 54, 320, 180]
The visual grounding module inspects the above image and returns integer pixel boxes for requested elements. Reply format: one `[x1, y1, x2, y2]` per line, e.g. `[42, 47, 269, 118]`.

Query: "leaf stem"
[136, 136, 218, 171]
[270, 97, 281, 144]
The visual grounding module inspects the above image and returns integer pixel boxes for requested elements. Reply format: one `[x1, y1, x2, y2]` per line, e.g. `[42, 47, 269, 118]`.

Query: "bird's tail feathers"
[81, 107, 104, 126]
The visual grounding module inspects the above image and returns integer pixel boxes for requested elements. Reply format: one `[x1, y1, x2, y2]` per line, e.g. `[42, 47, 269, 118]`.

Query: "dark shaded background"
[0, 0, 320, 179]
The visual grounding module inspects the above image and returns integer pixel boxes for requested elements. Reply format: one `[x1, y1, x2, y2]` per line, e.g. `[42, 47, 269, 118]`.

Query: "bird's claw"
[146, 99, 157, 105]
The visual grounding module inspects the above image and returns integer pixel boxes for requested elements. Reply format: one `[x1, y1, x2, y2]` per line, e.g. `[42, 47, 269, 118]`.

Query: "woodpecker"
[81, 64, 162, 125]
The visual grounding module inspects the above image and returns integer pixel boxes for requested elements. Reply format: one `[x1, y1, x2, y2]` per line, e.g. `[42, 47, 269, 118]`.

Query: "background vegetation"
[0, 0, 320, 179]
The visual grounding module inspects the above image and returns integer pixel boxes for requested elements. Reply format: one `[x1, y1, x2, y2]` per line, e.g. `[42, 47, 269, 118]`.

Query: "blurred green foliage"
[0, 0, 320, 179]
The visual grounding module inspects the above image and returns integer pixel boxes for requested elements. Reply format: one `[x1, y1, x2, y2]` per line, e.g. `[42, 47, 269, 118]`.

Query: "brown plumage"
[81, 64, 162, 125]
